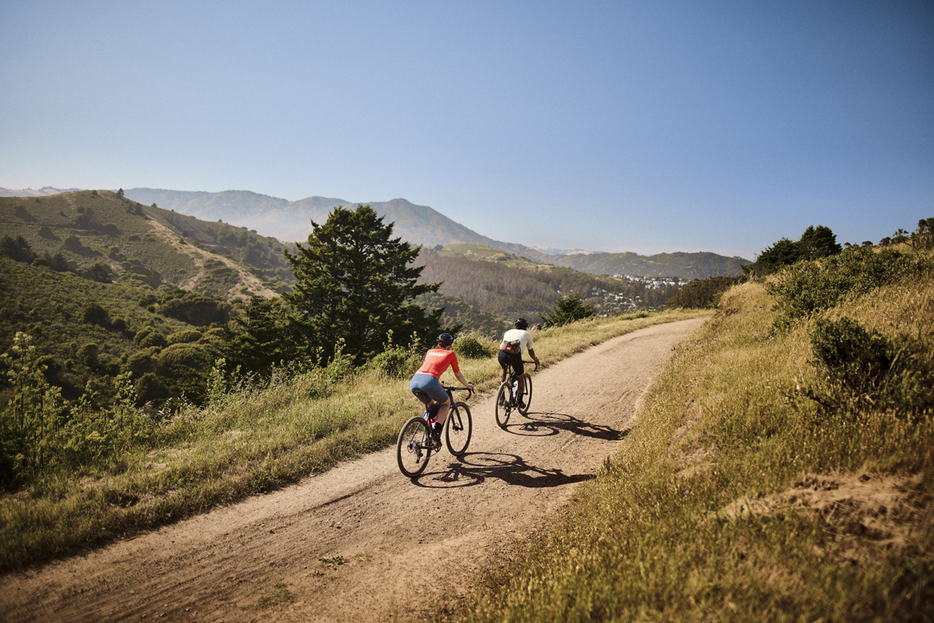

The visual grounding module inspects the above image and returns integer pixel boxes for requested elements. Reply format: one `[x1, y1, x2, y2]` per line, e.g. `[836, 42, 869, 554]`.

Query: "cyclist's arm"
[528, 347, 540, 366]
[453, 370, 473, 390]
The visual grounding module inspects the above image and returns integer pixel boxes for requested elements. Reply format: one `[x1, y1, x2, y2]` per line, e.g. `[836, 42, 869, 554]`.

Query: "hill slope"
[1, 190, 292, 300]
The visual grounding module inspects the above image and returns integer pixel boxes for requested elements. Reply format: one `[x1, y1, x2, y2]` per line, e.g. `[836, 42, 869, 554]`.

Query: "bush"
[134, 327, 167, 349]
[76, 343, 100, 367]
[455, 334, 494, 359]
[804, 317, 934, 418]
[167, 330, 203, 345]
[768, 248, 934, 331]
[158, 292, 231, 326]
[665, 276, 743, 309]
[366, 345, 422, 378]
[81, 301, 111, 328]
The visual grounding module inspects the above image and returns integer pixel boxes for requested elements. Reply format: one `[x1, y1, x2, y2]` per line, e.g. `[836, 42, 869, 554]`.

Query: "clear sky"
[1, 1, 932, 260]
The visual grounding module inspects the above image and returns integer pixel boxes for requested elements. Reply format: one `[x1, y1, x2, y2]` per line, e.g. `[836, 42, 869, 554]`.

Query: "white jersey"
[502, 328, 533, 355]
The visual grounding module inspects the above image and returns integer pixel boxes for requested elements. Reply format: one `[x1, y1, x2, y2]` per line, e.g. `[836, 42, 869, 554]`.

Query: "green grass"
[0, 308, 704, 573]
[454, 270, 934, 622]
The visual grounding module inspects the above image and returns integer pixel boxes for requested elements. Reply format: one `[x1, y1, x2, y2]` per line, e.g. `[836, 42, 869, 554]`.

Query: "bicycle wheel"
[445, 402, 472, 456]
[495, 383, 512, 428]
[396, 417, 433, 477]
[517, 373, 533, 415]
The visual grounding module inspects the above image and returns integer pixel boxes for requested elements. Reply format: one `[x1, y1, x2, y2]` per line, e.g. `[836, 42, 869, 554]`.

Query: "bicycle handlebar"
[441, 385, 473, 400]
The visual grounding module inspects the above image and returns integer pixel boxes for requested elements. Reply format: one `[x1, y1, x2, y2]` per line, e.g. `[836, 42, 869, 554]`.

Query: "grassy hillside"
[455, 246, 934, 622]
[0, 190, 293, 299]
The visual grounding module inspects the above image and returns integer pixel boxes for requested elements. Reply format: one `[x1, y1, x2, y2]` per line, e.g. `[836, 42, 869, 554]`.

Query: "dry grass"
[458, 272, 934, 622]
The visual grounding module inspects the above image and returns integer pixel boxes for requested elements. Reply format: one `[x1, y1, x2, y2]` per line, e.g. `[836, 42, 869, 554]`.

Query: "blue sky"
[1, 1, 931, 260]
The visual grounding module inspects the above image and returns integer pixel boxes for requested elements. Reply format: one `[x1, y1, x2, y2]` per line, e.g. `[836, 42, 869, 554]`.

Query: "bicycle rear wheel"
[495, 383, 512, 428]
[517, 373, 533, 415]
[445, 402, 472, 456]
[396, 417, 433, 477]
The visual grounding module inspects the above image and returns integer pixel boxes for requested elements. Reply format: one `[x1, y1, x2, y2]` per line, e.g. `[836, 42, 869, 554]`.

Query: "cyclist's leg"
[511, 356, 526, 395]
[434, 398, 452, 429]
[411, 373, 449, 433]
[497, 350, 511, 385]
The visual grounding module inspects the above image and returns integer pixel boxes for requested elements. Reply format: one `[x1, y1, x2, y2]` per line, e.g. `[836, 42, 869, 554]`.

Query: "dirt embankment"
[1, 319, 706, 623]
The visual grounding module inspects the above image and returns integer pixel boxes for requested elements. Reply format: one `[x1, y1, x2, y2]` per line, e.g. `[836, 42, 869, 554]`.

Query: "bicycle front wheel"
[495, 383, 512, 428]
[396, 417, 433, 477]
[445, 402, 472, 456]
[518, 373, 533, 415]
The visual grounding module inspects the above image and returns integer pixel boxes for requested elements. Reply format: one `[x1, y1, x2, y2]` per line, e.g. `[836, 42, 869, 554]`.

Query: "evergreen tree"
[542, 294, 595, 327]
[745, 225, 842, 277]
[747, 237, 799, 275]
[221, 296, 303, 377]
[0, 235, 37, 264]
[797, 225, 841, 260]
[282, 205, 444, 365]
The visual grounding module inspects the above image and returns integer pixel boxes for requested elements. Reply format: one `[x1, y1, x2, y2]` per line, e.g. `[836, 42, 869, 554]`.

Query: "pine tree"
[282, 205, 444, 364]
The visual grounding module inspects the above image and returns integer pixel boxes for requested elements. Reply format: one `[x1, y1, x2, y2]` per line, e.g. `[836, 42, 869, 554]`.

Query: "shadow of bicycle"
[408, 450, 596, 489]
[501, 410, 630, 442]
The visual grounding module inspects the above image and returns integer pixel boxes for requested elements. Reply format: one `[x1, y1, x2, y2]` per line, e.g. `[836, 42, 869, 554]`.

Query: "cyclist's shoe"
[431, 432, 442, 450]
[517, 395, 526, 410]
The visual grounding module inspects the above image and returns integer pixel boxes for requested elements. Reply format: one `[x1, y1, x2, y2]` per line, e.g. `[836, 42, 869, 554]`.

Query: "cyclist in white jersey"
[497, 318, 540, 409]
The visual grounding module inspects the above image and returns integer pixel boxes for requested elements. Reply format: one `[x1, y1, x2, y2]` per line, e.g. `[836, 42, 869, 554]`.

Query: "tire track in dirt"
[0, 318, 706, 623]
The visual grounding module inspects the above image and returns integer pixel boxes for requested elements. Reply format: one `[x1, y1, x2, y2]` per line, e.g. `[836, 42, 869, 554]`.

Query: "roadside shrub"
[665, 276, 743, 309]
[768, 247, 934, 331]
[363, 332, 421, 378]
[0, 333, 67, 488]
[803, 316, 934, 418]
[455, 334, 494, 359]
[542, 294, 595, 327]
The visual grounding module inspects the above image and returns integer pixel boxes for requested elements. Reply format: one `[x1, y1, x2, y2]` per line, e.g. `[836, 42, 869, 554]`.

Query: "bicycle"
[495, 361, 537, 428]
[396, 385, 473, 478]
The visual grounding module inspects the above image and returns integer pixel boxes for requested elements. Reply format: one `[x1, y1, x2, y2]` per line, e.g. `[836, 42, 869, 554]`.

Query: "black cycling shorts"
[498, 349, 523, 375]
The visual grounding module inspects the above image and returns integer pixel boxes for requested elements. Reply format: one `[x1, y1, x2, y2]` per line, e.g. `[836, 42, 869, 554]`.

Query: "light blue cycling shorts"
[410, 373, 448, 404]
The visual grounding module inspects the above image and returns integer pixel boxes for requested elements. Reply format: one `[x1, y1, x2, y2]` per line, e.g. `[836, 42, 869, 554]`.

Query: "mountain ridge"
[2, 187, 751, 279]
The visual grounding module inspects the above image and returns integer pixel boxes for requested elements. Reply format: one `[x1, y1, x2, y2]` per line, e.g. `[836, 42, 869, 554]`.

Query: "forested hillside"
[511, 248, 751, 279]
[416, 245, 679, 327]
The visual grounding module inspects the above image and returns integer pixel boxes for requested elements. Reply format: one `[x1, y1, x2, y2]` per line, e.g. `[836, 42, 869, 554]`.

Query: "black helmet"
[515, 318, 529, 330]
[437, 333, 454, 347]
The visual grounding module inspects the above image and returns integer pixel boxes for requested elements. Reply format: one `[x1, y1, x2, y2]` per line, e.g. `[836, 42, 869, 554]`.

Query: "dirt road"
[1, 318, 706, 623]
